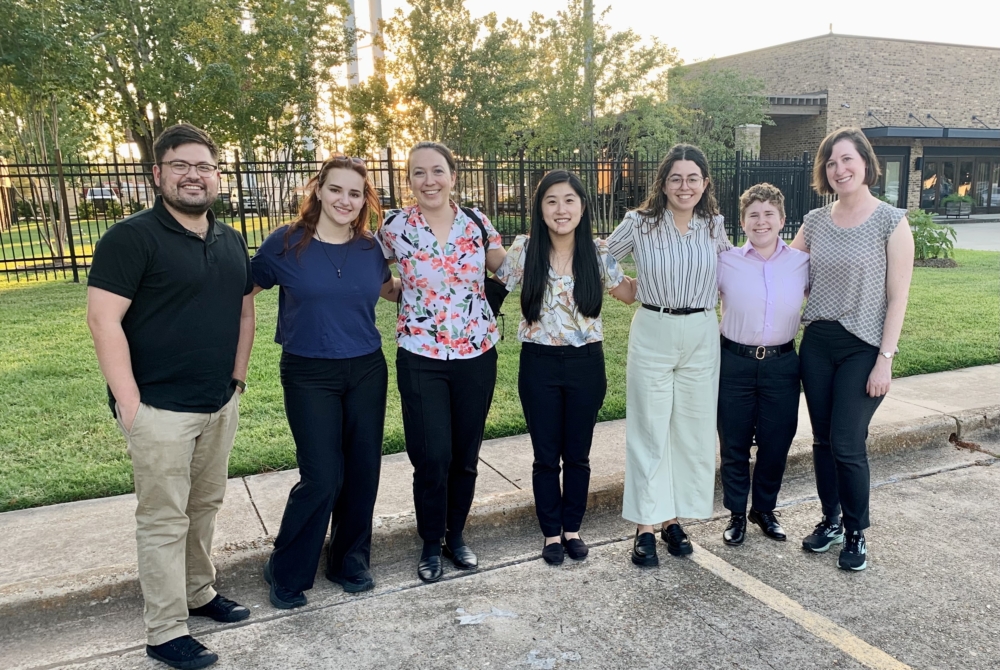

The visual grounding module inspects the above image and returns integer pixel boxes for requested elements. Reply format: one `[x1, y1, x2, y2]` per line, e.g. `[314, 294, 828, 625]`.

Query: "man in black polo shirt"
[87, 124, 255, 670]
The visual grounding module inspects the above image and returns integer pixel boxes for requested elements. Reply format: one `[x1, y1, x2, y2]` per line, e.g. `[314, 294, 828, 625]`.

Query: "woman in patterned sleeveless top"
[790, 128, 914, 572]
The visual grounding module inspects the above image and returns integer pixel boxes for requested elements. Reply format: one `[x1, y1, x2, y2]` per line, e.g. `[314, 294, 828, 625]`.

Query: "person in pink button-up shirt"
[716, 183, 809, 547]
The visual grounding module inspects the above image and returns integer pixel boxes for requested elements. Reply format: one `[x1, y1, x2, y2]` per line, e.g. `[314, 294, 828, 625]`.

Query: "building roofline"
[684, 32, 1000, 66]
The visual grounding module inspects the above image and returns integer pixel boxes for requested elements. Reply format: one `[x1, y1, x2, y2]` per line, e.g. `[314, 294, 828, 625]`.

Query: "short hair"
[406, 141, 457, 180]
[739, 183, 786, 221]
[812, 127, 880, 195]
[153, 124, 219, 164]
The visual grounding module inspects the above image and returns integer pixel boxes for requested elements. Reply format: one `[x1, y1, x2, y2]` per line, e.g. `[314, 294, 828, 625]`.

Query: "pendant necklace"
[316, 233, 350, 278]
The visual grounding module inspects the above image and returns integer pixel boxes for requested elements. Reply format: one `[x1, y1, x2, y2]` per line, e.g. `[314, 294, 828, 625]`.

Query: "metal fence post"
[386, 146, 396, 208]
[54, 150, 79, 283]
[234, 150, 248, 243]
[517, 147, 527, 234]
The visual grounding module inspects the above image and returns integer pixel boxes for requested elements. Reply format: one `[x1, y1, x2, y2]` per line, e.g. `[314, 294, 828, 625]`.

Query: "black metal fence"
[0, 148, 830, 282]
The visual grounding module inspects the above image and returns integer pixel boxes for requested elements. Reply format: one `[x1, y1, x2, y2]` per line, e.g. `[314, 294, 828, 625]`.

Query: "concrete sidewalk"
[1, 364, 997, 618]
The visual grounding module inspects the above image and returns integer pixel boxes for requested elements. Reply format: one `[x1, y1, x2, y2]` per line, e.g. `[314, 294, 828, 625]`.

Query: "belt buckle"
[755, 345, 766, 360]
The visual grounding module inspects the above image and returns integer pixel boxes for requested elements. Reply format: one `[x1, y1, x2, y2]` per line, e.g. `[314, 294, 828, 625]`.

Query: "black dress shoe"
[417, 555, 444, 583]
[326, 569, 375, 593]
[723, 512, 747, 546]
[748, 509, 787, 541]
[188, 593, 250, 623]
[631, 531, 659, 567]
[542, 542, 565, 565]
[442, 543, 479, 570]
[661, 523, 693, 557]
[146, 635, 218, 669]
[561, 535, 589, 561]
[263, 556, 307, 610]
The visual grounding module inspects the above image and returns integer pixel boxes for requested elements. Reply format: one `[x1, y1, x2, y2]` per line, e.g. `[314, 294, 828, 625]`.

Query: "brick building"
[684, 33, 1000, 213]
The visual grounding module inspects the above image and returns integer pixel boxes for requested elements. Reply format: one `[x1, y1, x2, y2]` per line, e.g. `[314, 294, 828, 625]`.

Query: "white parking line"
[689, 542, 912, 670]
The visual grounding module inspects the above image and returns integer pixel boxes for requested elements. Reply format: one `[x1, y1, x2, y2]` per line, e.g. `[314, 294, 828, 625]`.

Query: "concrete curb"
[1, 405, 993, 620]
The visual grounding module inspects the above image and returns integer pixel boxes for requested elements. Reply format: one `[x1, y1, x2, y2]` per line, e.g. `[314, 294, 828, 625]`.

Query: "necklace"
[315, 233, 350, 278]
[550, 250, 573, 277]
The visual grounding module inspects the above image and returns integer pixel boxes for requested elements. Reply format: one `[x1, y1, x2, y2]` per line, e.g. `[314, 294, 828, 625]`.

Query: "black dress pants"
[518, 342, 607, 538]
[717, 342, 800, 514]
[396, 347, 498, 543]
[271, 350, 387, 593]
[799, 321, 884, 532]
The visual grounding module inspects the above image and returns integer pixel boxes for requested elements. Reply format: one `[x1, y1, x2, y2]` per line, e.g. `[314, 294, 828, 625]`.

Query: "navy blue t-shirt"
[251, 226, 391, 359]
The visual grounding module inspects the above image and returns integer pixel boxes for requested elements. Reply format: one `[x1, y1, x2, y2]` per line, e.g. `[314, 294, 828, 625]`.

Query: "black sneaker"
[801, 516, 845, 553]
[660, 523, 693, 557]
[188, 593, 250, 623]
[146, 635, 218, 669]
[326, 570, 375, 593]
[838, 530, 868, 571]
[263, 556, 307, 609]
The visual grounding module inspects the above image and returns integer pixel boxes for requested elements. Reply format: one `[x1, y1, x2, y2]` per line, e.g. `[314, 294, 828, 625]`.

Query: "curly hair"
[636, 144, 720, 233]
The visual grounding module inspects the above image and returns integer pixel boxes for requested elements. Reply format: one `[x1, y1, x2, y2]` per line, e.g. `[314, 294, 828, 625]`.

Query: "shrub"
[105, 201, 124, 219]
[76, 201, 97, 220]
[940, 193, 973, 206]
[15, 200, 36, 220]
[126, 200, 146, 215]
[908, 209, 957, 260]
[211, 197, 230, 218]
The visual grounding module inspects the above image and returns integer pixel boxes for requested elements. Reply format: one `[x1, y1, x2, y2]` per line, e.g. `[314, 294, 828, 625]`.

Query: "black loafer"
[417, 555, 444, 583]
[542, 542, 565, 565]
[748, 509, 787, 541]
[263, 556, 307, 609]
[561, 535, 589, 560]
[188, 593, 250, 623]
[661, 523, 693, 557]
[146, 635, 219, 669]
[631, 531, 659, 567]
[326, 570, 375, 593]
[442, 543, 479, 570]
[723, 513, 747, 546]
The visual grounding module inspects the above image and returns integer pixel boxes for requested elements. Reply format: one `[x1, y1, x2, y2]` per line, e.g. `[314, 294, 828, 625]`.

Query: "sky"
[358, 0, 1000, 65]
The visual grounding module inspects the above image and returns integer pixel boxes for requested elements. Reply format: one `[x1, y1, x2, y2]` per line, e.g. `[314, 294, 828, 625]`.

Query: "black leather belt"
[641, 304, 707, 315]
[721, 335, 795, 360]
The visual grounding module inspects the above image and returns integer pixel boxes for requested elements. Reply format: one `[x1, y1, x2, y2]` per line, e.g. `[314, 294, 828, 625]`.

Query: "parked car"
[84, 187, 121, 212]
[376, 187, 394, 208]
[229, 188, 268, 216]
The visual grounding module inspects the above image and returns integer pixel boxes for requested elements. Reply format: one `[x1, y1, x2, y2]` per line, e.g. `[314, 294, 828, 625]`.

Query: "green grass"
[1, 250, 997, 512]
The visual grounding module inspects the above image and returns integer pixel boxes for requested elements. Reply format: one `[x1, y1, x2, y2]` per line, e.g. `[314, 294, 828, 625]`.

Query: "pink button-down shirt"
[717, 239, 809, 347]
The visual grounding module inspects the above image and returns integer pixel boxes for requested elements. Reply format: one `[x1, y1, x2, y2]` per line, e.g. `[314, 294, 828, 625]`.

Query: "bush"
[126, 200, 146, 215]
[105, 201, 124, 219]
[940, 193, 973, 206]
[15, 200, 36, 220]
[76, 201, 96, 219]
[909, 209, 957, 260]
[211, 197, 230, 218]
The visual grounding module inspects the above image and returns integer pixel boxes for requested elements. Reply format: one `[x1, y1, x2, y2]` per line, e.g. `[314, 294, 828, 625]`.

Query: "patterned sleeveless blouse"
[801, 201, 906, 348]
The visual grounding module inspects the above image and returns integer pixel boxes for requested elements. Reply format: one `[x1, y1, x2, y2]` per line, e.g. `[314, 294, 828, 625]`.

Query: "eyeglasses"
[666, 176, 705, 188]
[161, 160, 218, 175]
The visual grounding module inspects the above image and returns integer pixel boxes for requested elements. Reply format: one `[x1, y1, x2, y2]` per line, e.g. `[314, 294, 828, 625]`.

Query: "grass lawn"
[1, 249, 997, 512]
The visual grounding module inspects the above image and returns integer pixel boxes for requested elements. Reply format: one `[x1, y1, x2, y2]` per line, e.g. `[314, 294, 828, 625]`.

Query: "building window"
[921, 161, 938, 209]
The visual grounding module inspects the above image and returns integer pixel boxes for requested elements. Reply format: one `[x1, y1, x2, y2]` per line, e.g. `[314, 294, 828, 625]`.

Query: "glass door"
[921, 160, 938, 209]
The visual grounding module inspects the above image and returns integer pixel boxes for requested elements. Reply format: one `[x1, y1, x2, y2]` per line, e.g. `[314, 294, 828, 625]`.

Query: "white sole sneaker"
[802, 532, 845, 553]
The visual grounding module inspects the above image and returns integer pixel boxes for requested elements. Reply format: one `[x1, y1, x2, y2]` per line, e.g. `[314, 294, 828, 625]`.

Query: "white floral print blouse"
[377, 204, 502, 360]
[495, 235, 625, 347]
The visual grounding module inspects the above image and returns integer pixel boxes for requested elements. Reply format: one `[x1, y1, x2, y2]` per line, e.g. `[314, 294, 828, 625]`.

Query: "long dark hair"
[283, 155, 381, 256]
[521, 170, 603, 324]
[636, 143, 720, 234]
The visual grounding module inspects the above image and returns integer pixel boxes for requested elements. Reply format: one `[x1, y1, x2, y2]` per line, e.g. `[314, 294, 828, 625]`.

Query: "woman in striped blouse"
[607, 144, 731, 567]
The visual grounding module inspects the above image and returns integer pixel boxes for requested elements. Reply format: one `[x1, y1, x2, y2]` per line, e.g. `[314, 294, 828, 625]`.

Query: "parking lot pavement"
[951, 221, 1000, 251]
[7, 432, 998, 670]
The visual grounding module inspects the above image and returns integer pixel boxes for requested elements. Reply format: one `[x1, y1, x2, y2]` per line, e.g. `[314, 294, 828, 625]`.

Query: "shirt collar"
[152, 196, 219, 243]
[739, 237, 788, 260]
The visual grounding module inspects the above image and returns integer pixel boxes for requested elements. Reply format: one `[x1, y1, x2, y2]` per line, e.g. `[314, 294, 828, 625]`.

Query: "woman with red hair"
[250, 156, 400, 608]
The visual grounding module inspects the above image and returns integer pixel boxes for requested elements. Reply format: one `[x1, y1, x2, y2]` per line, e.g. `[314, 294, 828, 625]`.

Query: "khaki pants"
[116, 393, 240, 646]
[622, 308, 720, 525]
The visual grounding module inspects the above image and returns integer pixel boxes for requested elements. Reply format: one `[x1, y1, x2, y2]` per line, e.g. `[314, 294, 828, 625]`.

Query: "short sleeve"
[495, 235, 527, 291]
[242, 242, 253, 295]
[380, 255, 392, 284]
[376, 211, 403, 259]
[606, 212, 636, 261]
[250, 227, 285, 290]
[713, 215, 732, 253]
[595, 239, 624, 290]
[86, 223, 149, 300]
[478, 210, 503, 249]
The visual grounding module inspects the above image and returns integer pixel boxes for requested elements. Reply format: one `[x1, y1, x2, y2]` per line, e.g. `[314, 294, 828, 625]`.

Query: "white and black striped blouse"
[607, 210, 731, 310]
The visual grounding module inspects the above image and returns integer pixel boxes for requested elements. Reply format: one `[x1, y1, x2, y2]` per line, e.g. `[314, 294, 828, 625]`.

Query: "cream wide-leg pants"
[622, 308, 720, 525]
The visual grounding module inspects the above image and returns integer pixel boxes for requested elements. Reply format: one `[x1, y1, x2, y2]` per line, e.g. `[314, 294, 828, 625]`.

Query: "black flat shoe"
[631, 531, 659, 567]
[661, 523, 693, 557]
[442, 543, 479, 570]
[263, 556, 307, 610]
[561, 535, 589, 560]
[188, 593, 250, 623]
[146, 635, 218, 669]
[748, 509, 786, 541]
[417, 555, 443, 583]
[542, 542, 565, 565]
[723, 513, 747, 546]
[326, 570, 375, 593]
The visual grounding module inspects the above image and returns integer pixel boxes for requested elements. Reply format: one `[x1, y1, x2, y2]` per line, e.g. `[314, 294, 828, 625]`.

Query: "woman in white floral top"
[496, 170, 636, 565]
[376, 141, 506, 584]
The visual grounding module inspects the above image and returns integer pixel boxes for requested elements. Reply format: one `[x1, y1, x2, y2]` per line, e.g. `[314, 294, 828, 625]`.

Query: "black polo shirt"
[88, 197, 253, 414]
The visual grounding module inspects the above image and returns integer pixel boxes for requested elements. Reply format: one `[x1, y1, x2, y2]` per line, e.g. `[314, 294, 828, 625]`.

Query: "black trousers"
[270, 350, 387, 592]
[518, 342, 607, 538]
[717, 342, 800, 514]
[396, 347, 498, 543]
[799, 321, 884, 532]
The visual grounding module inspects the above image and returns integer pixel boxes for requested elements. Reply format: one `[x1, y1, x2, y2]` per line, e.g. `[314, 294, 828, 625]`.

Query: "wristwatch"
[234, 379, 247, 393]
[879, 351, 895, 360]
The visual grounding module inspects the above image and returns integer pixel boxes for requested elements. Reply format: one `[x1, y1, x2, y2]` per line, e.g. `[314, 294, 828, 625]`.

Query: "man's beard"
[162, 181, 215, 215]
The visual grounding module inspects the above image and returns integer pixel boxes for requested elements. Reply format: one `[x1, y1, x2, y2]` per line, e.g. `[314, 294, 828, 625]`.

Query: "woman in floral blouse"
[497, 170, 636, 566]
[377, 141, 506, 584]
